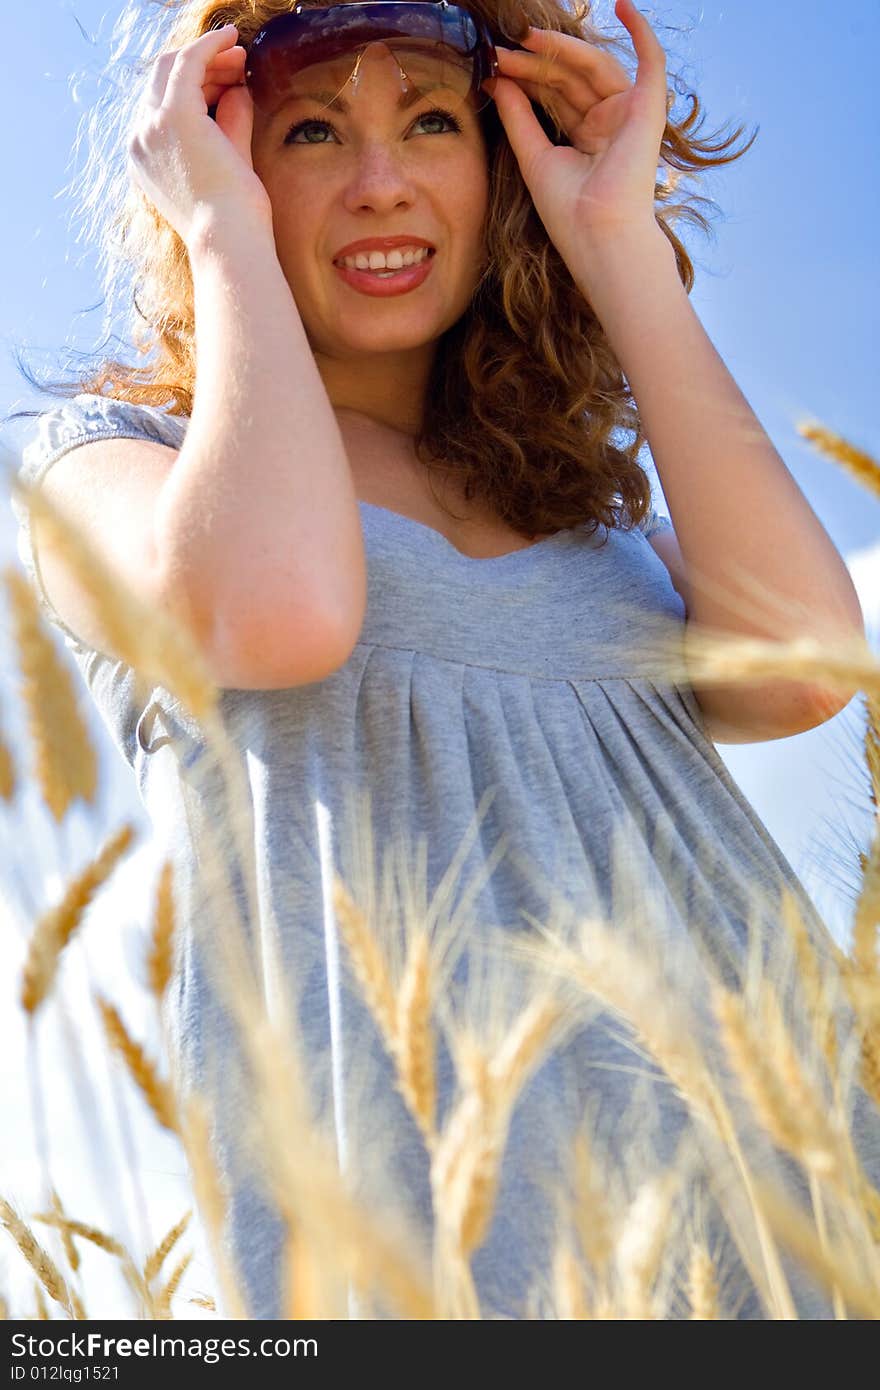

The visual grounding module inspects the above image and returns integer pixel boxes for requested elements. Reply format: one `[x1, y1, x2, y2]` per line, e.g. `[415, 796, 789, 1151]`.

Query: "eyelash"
[284, 105, 463, 145]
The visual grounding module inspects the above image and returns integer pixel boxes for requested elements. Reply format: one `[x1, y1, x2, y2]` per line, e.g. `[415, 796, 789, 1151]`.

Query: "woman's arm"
[576, 226, 865, 741]
[155, 213, 368, 687]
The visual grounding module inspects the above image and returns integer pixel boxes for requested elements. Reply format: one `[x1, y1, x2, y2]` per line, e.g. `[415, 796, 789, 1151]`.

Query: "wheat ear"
[4, 565, 97, 821]
[95, 994, 179, 1134]
[147, 860, 176, 1001]
[687, 1240, 719, 1318]
[21, 824, 135, 1014]
[144, 1210, 192, 1285]
[0, 1199, 77, 1318]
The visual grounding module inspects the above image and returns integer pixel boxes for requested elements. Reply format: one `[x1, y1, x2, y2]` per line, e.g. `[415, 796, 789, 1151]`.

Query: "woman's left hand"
[484, 0, 669, 259]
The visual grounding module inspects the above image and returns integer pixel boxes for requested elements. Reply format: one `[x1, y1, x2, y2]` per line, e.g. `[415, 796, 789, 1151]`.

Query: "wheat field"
[1, 419, 879, 1320]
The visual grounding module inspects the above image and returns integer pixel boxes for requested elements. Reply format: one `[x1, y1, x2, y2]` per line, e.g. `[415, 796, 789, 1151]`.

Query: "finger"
[495, 47, 607, 116]
[162, 25, 241, 117]
[213, 83, 256, 165]
[142, 51, 176, 110]
[613, 0, 667, 110]
[141, 29, 241, 111]
[502, 76, 583, 134]
[488, 76, 552, 177]
[513, 25, 633, 92]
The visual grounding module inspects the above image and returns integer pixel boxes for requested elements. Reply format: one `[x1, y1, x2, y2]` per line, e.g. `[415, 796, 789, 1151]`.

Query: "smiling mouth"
[333, 247, 436, 275]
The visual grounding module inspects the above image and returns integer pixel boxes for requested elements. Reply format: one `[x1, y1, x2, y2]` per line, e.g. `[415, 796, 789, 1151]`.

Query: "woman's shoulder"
[17, 392, 189, 485]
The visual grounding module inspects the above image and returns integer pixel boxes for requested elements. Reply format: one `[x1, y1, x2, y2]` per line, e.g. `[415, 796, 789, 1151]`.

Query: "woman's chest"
[337, 412, 552, 560]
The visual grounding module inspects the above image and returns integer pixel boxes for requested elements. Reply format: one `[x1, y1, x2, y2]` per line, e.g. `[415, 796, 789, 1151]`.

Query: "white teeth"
[339, 246, 431, 272]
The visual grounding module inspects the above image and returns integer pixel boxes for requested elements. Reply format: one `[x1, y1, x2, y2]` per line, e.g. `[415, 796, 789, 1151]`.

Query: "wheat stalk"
[687, 1239, 719, 1318]
[779, 887, 839, 1076]
[796, 421, 880, 501]
[33, 1211, 125, 1259]
[179, 1095, 249, 1320]
[32, 1210, 154, 1315]
[393, 928, 437, 1148]
[10, 477, 217, 721]
[0, 733, 17, 802]
[21, 825, 135, 1014]
[614, 1171, 679, 1319]
[712, 983, 841, 1178]
[0, 1199, 77, 1318]
[147, 860, 176, 1001]
[754, 1179, 880, 1318]
[4, 565, 97, 822]
[569, 1130, 614, 1286]
[332, 875, 397, 1052]
[552, 1241, 590, 1319]
[144, 1210, 191, 1285]
[155, 1249, 193, 1319]
[95, 995, 179, 1134]
[49, 1188, 79, 1275]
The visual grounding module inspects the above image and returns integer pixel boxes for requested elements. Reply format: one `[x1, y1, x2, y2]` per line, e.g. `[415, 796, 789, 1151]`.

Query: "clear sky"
[1, 0, 878, 1317]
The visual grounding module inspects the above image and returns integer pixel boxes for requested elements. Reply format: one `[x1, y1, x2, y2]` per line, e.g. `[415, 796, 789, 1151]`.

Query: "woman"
[9, 0, 869, 1319]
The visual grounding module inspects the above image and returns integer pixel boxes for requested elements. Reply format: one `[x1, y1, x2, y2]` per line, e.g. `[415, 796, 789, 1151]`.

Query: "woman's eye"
[284, 106, 463, 145]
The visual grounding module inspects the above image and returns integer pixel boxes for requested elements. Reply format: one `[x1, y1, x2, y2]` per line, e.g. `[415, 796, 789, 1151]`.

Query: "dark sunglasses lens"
[246, 11, 492, 119]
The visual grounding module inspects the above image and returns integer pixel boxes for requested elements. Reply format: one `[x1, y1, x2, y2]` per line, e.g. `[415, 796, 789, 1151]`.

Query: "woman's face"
[250, 43, 491, 361]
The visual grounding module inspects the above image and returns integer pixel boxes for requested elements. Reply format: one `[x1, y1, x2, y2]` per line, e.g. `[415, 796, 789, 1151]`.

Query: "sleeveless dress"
[10, 392, 874, 1320]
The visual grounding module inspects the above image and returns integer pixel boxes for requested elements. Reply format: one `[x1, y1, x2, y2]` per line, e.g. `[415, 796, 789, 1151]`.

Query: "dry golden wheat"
[179, 1094, 250, 1321]
[95, 995, 179, 1134]
[0, 733, 16, 801]
[332, 875, 398, 1052]
[33, 1211, 125, 1259]
[10, 478, 218, 721]
[0, 1199, 76, 1318]
[754, 1178, 880, 1318]
[687, 1239, 719, 1318]
[489, 991, 570, 1112]
[393, 928, 437, 1147]
[4, 565, 97, 821]
[552, 1241, 589, 1319]
[569, 1130, 614, 1282]
[144, 1210, 191, 1285]
[614, 1171, 679, 1319]
[796, 422, 880, 501]
[155, 1249, 193, 1319]
[283, 1226, 329, 1319]
[21, 824, 135, 1014]
[50, 1188, 79, 1275]
[779, 887, 839, 1076]
[712, 983, 840, 1177]
[147, 860, 176, 1001]
[32, 1209, 154, 1314]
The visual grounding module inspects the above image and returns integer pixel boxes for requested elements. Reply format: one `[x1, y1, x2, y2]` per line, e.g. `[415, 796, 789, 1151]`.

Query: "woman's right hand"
[127, 25, 274, 248]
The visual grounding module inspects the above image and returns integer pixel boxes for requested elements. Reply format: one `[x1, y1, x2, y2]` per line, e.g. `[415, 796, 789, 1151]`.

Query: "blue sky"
[1, 0, 878, 1317]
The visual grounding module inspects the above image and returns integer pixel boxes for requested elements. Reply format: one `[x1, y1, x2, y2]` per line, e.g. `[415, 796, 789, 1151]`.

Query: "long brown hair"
[9, 0, 757, 540]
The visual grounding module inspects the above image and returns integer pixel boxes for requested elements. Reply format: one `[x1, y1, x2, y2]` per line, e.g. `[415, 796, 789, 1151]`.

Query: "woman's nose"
[342, 144, 418, 214]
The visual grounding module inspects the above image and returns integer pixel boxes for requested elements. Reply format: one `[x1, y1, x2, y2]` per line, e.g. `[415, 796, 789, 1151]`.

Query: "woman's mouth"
[332, 247, 436, 297]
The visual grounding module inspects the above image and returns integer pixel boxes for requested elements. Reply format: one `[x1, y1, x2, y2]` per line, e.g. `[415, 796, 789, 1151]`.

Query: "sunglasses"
[242, 1, 522, 121]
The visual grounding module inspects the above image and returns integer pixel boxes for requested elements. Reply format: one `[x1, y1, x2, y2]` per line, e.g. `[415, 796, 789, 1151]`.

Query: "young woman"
[9, 1, 867, 1318]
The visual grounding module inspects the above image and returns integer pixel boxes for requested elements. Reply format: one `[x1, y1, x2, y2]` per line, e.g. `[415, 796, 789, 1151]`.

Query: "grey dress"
[10, 392, 874, 1320]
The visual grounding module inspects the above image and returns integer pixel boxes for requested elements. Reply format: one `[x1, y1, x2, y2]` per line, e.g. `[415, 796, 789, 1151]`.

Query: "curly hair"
[9, 0, 757, 541]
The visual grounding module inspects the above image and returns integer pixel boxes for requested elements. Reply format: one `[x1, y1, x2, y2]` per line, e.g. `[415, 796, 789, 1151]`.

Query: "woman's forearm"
[155, 213, 367, 678]
[571, 227, 865, 653]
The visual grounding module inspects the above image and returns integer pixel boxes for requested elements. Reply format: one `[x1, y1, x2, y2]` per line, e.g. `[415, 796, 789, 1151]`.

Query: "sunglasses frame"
[242, 1, 512, 118]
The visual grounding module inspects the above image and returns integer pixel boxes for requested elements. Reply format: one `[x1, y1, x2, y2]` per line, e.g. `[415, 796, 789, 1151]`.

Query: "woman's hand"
[127, 25, 273, 249]
[484, 0, 669, 260]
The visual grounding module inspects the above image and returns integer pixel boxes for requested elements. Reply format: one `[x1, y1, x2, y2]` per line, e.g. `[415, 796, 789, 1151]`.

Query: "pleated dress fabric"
[11, 393, 872, 1320]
